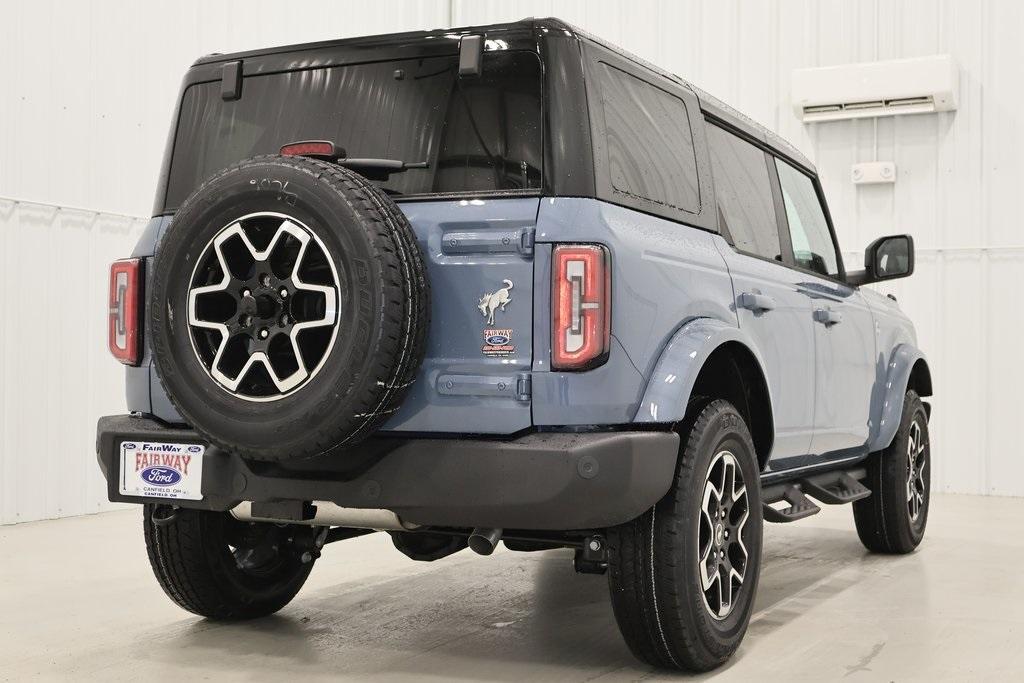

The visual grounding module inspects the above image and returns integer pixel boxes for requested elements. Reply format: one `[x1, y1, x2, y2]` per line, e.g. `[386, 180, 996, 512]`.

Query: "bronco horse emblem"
[477, 279, 513, 325]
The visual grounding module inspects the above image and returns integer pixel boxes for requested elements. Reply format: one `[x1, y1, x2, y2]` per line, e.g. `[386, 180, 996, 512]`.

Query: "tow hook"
[151, 505, 179, 527]
[573, 535, 608, 575]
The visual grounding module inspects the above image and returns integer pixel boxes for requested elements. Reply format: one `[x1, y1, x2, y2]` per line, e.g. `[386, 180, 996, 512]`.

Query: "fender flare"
[633, 317, 774, 428]
[868, 343, 932, 452]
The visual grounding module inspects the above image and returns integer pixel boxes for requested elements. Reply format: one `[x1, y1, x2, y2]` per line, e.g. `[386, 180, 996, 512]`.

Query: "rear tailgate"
[380, 198, 538, 434]
[143, 33, 547, 436]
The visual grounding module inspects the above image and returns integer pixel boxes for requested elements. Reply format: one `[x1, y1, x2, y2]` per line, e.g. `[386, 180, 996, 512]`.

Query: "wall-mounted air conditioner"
[792, 55, 958, 123]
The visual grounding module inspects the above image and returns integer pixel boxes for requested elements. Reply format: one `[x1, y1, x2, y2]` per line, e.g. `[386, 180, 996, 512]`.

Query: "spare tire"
[149, 155, 429, 461]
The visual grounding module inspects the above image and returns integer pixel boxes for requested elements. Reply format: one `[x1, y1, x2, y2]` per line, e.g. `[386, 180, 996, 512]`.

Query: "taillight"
[108, 259, 141, 365]
[552, 244, 611, 370]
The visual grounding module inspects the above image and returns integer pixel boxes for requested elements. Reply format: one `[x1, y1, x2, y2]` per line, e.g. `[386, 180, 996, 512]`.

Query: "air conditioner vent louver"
[793, 55, 958, 123]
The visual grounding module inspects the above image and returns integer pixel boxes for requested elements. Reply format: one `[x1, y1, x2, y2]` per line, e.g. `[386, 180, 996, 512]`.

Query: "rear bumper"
[96, 415, 679, 530]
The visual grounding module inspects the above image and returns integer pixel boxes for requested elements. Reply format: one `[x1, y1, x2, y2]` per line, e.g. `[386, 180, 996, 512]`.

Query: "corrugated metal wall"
[0, 200, 147, 523]
[1, 0, 1020, 522]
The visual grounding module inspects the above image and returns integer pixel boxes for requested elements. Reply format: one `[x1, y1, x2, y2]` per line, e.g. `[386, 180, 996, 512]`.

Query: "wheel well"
[909, 358, 933, 397]
[688, 342, 774, 470]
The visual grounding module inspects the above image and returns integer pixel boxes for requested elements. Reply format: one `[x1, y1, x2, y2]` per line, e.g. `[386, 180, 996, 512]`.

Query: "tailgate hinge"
[221, 60, 243, 101]
[520, 227, 535, 256]
[516, 373, 532, 401]
[437, 372, 531, 401]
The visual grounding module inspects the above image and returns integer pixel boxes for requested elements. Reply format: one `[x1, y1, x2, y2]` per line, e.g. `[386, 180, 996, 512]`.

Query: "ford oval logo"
[485, 334, 509, 345]
[141, 467, 182, 487]
[123, 442, 137, 450]
[187, 445, 202, 453]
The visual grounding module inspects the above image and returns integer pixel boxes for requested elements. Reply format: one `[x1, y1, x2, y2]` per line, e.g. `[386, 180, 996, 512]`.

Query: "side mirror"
[847, 234, 915, 286]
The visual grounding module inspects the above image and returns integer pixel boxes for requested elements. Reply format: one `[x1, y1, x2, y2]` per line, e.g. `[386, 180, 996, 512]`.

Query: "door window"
[775, 159, 840, 277]
[706, 125, 782, 261]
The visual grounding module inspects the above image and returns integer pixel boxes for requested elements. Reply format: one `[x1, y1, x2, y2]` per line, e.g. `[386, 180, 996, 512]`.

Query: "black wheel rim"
[698, 450, 750, 620]
[906, 418, 927, 522]
[186, 212, 341, 401]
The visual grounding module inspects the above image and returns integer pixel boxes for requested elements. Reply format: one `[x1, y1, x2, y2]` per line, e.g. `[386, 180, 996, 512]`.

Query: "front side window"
[166, 51, 543, 211]
[775, 159, 840, 277]
[598, 63, 700, 213]
[706, 125, 781, 261]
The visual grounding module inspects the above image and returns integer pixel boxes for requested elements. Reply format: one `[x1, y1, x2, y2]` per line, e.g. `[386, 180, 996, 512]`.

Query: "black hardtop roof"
[191, 17, 557, 67]
[192, 16, 814, 174]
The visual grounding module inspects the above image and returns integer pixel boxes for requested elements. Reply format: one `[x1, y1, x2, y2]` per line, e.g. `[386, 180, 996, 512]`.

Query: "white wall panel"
[0, 0, 452, 218]
[1, 0, 1022, 523]
[0, 199, 146, 523]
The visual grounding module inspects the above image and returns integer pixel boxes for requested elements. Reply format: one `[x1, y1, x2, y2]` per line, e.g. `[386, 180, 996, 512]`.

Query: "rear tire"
[853, 390, 930, 553]
[606, 399, 763, 671]
[143, 506, 316, 619]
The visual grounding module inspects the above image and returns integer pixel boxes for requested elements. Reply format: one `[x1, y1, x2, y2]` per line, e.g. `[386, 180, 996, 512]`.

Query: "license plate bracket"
[118, 440, 205, 501]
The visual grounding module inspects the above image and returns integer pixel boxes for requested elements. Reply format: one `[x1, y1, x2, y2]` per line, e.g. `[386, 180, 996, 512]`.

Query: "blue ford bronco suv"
[98, 18, 933, 672]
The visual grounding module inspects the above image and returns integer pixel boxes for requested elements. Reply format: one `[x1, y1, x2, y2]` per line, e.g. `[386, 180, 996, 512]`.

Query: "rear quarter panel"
[531, 197, 735, 425]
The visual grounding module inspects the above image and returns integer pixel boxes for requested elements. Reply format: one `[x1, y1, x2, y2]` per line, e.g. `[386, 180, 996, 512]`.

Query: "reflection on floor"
[1, 493, 1022, 681]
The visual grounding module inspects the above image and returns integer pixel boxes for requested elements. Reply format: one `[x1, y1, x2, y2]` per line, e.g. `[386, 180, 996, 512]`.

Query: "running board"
[761, 467, 870, 524]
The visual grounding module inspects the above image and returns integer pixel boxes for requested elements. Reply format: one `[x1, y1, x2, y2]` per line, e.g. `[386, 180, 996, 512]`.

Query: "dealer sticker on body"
[119, 441, 204, 501]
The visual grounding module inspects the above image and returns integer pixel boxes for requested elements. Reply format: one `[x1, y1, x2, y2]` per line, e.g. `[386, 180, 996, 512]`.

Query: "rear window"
[597, 62, 700, 213]
[165, 51, 543, 210]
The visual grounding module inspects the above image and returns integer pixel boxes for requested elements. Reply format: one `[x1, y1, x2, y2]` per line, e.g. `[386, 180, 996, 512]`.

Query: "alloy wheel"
[698, 450, 750, 620]
[186, 212, 340, 401]
[906, 419, 927, 522]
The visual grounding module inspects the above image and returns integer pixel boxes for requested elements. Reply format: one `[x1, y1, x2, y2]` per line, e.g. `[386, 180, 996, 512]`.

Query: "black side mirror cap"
[847, 234, 915, 286]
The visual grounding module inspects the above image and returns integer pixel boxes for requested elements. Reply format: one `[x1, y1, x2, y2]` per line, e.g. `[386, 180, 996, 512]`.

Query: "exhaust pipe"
[231, 501, 418, 531]
[468, 527, 503, 555]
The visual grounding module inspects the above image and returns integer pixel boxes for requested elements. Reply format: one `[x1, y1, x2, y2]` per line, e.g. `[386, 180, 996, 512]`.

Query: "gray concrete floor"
[1, 493, 1022, 681]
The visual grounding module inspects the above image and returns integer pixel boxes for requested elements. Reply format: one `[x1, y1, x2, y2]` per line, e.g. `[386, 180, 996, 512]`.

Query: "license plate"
[119, 440, 205, 501]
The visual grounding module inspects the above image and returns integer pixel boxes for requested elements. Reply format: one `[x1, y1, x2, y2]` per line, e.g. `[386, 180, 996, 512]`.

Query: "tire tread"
[607, 399, 761, 671]
[143, 506, 311, 619]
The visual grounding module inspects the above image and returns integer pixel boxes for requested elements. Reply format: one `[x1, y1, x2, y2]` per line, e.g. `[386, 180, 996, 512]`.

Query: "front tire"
[143, 506, 316, 619]
[853, 390, 931, 553]
[606, 399, 763, 671]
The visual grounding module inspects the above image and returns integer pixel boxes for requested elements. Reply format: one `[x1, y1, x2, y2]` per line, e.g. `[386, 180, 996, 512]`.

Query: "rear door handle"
[813, 308, 843, 326]
[737, 292, 776, 312]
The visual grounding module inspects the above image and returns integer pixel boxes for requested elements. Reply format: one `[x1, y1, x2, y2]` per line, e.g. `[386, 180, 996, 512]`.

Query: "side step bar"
[762, 485, 821, 523]
[802, 472, 871, 505]
[761, 467, 870, 523]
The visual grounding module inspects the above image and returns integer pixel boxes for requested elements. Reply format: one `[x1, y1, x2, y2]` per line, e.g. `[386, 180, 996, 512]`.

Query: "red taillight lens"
[108, 259, 141, 365]
[279, 140, 343, 158]
[552, 244, 611, 370]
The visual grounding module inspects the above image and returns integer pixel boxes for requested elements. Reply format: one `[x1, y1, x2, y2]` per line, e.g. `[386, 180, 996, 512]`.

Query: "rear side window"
[706, 125, 782, 261]
[774, 159, 840, 277]
[597, 63, 700, 213]
[166, 51, 543, 210]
